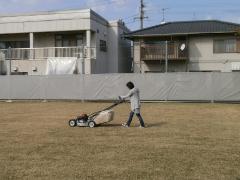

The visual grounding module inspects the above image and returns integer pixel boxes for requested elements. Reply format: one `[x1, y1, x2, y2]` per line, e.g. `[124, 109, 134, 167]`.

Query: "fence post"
[5, 76, 12, 102]
[165, 73, 168, 102]
[81, 74, 85, 103]
[211, 72, 215, 103]
[6, 48, 12, 102]
[42, 75, 48, 103]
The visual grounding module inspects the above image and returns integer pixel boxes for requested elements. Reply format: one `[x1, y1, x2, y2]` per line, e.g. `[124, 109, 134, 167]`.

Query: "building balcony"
[140, 41, 188, 61]
[0, 46, 96, 61]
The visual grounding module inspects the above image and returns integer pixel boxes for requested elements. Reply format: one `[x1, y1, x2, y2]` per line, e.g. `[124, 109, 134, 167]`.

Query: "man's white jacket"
[120, 88, 141, 111]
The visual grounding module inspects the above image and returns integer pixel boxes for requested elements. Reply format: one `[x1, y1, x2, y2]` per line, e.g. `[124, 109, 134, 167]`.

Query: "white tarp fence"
[46, 57, 77, 75]
[1, 72, 240, 101]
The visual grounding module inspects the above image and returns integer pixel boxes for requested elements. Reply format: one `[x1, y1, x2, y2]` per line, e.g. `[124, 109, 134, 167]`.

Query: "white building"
[0, 9, 132, 75]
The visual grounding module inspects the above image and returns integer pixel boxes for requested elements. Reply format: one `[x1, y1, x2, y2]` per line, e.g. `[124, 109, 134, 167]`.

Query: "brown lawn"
[0, 102, 240, 180]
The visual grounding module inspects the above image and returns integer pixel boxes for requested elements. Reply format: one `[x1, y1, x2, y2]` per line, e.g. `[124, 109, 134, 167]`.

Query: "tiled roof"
[126, 20, 240, 38]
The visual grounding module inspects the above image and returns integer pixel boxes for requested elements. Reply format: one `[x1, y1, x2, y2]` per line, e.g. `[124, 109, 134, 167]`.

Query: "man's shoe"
[139, 125, 145, 128]
[122, 123, 129, 128]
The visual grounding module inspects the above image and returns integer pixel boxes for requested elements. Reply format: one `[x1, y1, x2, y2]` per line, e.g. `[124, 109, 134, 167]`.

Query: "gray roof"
[126, 20, 240, 38]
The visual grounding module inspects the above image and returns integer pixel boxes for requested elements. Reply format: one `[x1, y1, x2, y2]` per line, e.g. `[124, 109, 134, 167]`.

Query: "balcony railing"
[141, 41, 188, 61]
[0, 46, 96, 61]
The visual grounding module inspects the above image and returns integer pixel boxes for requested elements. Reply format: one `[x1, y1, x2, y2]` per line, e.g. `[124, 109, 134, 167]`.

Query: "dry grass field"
[0, 101, 240, 180]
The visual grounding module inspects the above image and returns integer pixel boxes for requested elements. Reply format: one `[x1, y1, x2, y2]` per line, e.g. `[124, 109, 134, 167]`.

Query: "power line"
[122, 14, 139, 21]
[84, 0, 118, 9]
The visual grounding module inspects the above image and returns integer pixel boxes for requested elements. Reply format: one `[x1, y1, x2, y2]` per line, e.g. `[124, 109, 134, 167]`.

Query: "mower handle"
[88, 100, 124, 118]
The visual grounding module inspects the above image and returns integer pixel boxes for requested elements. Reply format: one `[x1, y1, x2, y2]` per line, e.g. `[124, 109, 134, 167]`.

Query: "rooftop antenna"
[193, 12, 197, 20]
[161, 8, 169, 24]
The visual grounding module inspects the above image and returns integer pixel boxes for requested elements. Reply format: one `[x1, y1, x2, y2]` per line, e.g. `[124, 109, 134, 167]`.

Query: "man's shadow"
[146, 121, 167, 128]
[101, 121, 167, 128]
[101, 124, 122, 127]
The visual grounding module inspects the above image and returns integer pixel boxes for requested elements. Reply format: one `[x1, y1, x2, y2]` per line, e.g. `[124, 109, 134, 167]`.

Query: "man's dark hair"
[126, 81, 134, 89]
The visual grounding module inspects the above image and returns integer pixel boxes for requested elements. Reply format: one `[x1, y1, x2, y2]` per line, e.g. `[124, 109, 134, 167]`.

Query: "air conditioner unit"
[12, 66, 18, 72]
[32, 67, 38, 72]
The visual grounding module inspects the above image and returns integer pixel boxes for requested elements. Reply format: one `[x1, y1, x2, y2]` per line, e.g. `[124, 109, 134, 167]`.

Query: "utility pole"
[134, 0, 148, 73]
[135, 0, 148, 29]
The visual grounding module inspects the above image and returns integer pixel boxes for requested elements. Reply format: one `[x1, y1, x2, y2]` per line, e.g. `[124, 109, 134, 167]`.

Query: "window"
[100, 40, 107, 52]
[213, 39, 237, 53]
[55, 35, 63, 47]
[76, 34, 84, 46]
[226, 39, 236, 52]
[0, 42, 5, 49]
[55, 34, 84, 47]
[0, 41, 29, 49]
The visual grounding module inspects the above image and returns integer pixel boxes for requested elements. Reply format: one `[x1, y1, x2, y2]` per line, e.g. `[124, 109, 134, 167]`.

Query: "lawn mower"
[68, 100, 123, 128]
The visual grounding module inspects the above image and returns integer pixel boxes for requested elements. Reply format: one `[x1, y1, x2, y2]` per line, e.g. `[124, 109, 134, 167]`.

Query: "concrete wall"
[91, 20, 131, 74]
[11, 60, 47, 75]
[0, 9, 93, 34]
[91, 18, 108, 74]
[188, 36, 240, 72]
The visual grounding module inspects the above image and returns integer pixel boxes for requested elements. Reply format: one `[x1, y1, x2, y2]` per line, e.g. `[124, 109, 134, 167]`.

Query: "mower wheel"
[69, 119, 76, 127]
[88, 121, 96, 128]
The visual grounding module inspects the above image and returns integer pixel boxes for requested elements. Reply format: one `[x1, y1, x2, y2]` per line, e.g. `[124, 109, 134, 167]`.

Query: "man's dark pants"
[126, 111, 145, 127]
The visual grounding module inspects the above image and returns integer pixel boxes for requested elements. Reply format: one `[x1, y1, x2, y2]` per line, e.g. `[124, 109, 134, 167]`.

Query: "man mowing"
[119, 81, 145, 128]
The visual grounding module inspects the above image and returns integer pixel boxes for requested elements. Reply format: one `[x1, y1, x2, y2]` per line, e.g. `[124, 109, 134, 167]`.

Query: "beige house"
[125, 20, 240, 73]
[0, 9, 131, 75]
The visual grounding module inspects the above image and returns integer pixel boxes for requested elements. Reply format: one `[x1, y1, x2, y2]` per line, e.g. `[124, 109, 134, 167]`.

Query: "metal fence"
[0, 73, 240, 102]
[141, 41, 188, 61]
[0, 46, 96, 61]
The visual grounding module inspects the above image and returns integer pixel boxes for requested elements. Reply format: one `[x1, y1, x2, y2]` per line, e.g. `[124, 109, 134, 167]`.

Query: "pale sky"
[0, 0, 239, 30]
